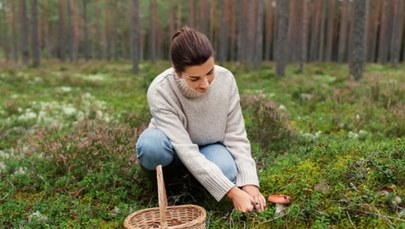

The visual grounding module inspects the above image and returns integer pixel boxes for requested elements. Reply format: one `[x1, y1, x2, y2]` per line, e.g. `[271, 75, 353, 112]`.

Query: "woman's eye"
[190, 78, 199, 82]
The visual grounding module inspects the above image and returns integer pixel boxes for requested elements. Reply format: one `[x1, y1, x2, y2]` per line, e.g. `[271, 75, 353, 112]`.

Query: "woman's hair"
[171, 27, 214, 73]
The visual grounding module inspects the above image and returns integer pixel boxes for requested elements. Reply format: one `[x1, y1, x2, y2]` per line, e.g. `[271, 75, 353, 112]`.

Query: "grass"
[0, 60, 404, 228]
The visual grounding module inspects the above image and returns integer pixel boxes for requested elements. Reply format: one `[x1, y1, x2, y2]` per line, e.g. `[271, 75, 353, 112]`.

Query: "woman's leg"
[199, 143, 237, 183]
[136, 128, 187, 194]
[136, 128, 177, 170]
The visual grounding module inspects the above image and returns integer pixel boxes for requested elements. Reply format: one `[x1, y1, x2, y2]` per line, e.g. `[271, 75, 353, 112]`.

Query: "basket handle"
[156, 165, 168, 229]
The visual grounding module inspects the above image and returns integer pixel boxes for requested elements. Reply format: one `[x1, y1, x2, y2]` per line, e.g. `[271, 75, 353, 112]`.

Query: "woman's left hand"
[242, 185, 266, 212]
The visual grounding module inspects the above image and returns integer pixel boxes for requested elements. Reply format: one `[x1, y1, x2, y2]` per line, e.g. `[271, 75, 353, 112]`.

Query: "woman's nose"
[200, 77, 209, 87]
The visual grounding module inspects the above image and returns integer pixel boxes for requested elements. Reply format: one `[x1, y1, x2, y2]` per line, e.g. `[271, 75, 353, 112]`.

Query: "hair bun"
[172, 27, 192, 42]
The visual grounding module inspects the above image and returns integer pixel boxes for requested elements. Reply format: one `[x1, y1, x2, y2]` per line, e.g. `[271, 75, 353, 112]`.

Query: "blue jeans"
[136, 128, 237, 183]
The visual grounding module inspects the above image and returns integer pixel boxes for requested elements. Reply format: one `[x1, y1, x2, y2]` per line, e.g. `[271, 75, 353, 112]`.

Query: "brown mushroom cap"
[268, 194, 292, 204]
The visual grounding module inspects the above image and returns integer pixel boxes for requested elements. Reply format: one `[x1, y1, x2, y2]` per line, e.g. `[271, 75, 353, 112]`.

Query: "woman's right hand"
[226, 187, 255, 213]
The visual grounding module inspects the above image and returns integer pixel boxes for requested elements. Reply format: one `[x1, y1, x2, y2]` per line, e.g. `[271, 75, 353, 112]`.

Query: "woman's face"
[178, 57, 215, 94]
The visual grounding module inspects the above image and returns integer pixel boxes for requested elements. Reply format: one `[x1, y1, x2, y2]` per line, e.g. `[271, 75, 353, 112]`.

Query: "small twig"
[346, 211, 354, 227]
[0, 192, 10, 201]
[371, 205, 394, 226]
[353, 203, 405, 226]
[257, 208, 290, 226]
[69, 187, 86, 198]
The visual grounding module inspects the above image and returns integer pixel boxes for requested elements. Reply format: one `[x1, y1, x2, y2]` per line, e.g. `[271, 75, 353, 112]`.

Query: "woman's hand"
[226, 187, 255, 213]
[242, 185, 266, 212]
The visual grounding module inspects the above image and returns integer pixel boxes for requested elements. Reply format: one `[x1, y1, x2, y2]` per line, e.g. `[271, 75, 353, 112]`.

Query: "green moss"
[0, 61, 404, 228]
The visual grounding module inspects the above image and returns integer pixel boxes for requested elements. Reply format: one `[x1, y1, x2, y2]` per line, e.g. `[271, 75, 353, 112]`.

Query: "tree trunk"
[309, 0, 321, 61]
[276, 0, 289, 77]
[219, 0, 228, 64]
[337, 0, 348, 62]
[111, 0, 120, 60]
[254, 0, 264, 69]
[349, 0, 367, 80]
[131, 0, 139, 74]
[66, 0, 73, 61]
[229, 2, 237, 61]
[150, 0, 157, 62]
[70, 0, 79, 63]
[318, 0, 326, 61]
[300, 0, 309, 70]
[237, 0, 244, 63]
[10, 1, 19, 61]
[0, 0, 11, 60]
[378, 0, 390, 63]
[272, 0, 278, 62]
[347, 0, 355, 63]
[199, 0, 208, 34]
[367, 0, 380, 62]
[390, 0, 404, 65]
[325, 0, 336, 62]
[287, 0, 297, 61]
[169, 0, 175, 39]
[58, 0, 66, 62]
[176, 3, 182, 30]
[83, 0, 89, 60]
[31, 0, 40, 66]
[104, 0, 110, 60]
[264, 0, 273, 60]
[245, 0, 255, 69]
[20, 0, 29, 65]
[94, 2, 102, 59]
[42, 0, 52, 59]
[209, 1, 217, 48]
[188, 0, 195, 28]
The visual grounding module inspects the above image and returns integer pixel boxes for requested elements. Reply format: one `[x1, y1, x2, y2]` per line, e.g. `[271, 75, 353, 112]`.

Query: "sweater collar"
[173, 73, 206, 99]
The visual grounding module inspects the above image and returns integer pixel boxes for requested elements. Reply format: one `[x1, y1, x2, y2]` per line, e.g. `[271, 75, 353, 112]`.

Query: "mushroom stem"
[275, 204, 286, 216]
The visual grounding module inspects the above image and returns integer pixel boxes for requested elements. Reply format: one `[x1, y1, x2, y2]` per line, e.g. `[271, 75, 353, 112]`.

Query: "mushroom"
[268, 194, 292, 216]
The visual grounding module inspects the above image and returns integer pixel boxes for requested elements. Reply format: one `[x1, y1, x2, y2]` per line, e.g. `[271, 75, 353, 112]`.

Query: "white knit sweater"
[146, 65, 259, 201]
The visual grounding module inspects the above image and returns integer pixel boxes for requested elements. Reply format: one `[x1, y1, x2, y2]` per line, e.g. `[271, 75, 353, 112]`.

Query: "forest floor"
[0, 61, 404, 228]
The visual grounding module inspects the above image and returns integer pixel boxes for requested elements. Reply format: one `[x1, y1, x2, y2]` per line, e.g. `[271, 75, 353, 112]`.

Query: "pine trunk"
[367, 0, 380, 62]
[325, 0, 336, 62]
[318, 1, 326, 61]
[264, 0, 273, 60]
[378, 0, 390, 63]
[349, 0, 367, 80]
[276, 0, 289, 77]
[254, 0, 264, 69]
[300, 0, 309, 70]
[31, 0, 40, 66]
[219, 0, 226, 64]
[83, 0, 89, 60]
[338, 0, 348, 62]
[390, 0, 404, 64]
[150, 0, 157, 62]
[131, 0, 139, 74]
[10, 1, 19, 61]
[20, 0, 29, 65]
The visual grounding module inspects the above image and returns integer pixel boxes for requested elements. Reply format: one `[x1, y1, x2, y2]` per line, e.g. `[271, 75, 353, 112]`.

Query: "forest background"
[0, 0, 404, 74]
[0, 0, 404, 228]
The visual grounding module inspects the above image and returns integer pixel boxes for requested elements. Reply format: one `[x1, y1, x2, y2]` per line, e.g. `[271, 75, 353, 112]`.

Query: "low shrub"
[241, 93, 296, 152]
[24, 120, 139, 181]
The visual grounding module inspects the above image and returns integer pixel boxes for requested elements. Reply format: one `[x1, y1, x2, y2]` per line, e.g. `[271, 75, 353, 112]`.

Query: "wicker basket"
[124, 165, 206, 229]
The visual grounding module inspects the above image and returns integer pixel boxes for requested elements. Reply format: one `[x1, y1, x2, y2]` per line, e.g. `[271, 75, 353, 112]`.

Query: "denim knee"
[199, 144, 237, 183]
[136, 128, 174, 170]
[221, 160, 237, 183]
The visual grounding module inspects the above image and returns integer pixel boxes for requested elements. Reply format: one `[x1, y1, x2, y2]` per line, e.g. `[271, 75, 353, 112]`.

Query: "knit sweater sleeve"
[148, 91, 236, 201]
[223, 76, 259, 188]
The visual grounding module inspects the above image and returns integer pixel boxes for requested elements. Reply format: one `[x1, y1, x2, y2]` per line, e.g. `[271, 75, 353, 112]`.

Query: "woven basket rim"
[124, 165, 207, 228]
[124, 204, 206, 228]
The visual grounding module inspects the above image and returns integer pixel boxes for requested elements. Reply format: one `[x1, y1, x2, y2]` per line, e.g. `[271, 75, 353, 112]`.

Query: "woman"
[136, 27, 266, 213]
